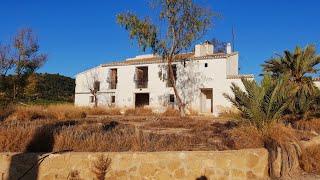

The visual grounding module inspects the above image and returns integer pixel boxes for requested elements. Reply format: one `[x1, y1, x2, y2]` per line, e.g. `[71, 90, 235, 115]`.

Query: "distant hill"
[25, 73, 75, 102]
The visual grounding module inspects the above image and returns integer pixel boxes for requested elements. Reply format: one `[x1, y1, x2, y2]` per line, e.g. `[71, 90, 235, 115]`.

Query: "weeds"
[91, 154, 112, 180]
[300, 145, 320, 174]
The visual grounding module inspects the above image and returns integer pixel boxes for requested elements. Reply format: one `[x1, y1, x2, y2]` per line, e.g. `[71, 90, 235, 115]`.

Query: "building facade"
[75, 42, 254, 115]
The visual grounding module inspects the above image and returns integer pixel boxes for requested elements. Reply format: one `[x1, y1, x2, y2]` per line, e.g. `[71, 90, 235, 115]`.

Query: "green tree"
[117, 0, 217, 117]
[261, 44, 320, 119]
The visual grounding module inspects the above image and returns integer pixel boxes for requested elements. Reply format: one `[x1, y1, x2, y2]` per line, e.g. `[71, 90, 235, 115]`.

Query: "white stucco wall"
[75, 53, 251, 115]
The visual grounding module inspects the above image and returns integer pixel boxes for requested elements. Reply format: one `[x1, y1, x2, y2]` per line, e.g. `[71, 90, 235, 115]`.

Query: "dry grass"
[264, 123, 302, 178]
[85, 107, 121, 116]
[124, 107, 153, 116]
[161, 108, 179, 117]
[5, 104, 86, 121]
[294, 119, 320, 133]
[300, 145, 320, 174]
[223, 124, 264, 150]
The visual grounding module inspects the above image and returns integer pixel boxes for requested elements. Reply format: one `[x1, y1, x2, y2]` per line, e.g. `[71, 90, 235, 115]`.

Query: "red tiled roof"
[102, 52, 238, 67]
[226, 74, 254, 79]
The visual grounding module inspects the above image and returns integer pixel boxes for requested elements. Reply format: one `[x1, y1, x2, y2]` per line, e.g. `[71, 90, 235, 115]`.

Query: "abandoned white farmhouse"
[75, 42, 254, 115]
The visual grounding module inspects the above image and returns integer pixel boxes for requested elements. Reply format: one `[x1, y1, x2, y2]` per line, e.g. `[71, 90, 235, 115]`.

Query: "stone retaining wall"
[0, 149, 269, 180]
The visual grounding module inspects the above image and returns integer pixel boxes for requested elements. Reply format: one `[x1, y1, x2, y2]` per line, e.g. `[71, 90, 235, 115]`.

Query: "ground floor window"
[169, 94, 175, 103]
[89, 96, 94, 103]
[111, 95, 115, 103]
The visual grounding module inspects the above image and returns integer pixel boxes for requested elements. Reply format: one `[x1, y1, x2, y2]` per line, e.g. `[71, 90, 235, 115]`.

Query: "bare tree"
[0, 42, 14, 76]
[85, 69, 101, 108]
[117, 0, 218, 117]
[11, 27, 47, 100]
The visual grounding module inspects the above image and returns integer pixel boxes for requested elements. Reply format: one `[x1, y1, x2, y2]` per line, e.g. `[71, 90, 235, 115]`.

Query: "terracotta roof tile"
[313, 77, 320, 81]
[102, 52, 238, 67]
[227, 74, 254, 79]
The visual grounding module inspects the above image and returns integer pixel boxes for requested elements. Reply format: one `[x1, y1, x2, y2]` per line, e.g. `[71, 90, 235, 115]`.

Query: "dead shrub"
[223, 124, 264, 150]
[300, 145, 320, 174]
[264, 123, 302, 178]
[85, 107, 121, 116]
[47, 104, 86, 120]
[161, 108, 179, 117]
[124, 107, 153, 116]
[294, 119, 320, 133]
[7, 106, 48, 121]
[53, 123, 137, 152]
[91, 154, 112, 180]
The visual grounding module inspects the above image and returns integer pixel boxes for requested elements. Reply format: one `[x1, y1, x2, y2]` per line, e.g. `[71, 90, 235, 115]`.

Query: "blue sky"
[1, 0, 320, 79]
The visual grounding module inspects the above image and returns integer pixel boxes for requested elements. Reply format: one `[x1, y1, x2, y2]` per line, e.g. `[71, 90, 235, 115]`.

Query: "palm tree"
[262, 44, 320, 94]
[261, 44, 320, 119]
[223, 74, 294, 130]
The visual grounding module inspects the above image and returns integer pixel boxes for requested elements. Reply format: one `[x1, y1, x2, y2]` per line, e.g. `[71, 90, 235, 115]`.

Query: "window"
[110, 69, 117, 89]
[169, 94, 175, 103]
[90, 96, 94, 103]
[94, 81, 100, 91]
[135, 66, 148, 88]
[167, 64, 177, 87]
[111, 95, 115, 103]
[205, 63, 208, 67]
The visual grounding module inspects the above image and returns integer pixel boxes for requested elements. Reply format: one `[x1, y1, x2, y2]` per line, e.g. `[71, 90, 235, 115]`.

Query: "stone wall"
[0, 149, 269, 180]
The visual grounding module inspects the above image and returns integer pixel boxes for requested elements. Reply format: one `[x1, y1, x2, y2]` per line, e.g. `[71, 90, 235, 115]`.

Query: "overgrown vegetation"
[224, 44, 320, 177]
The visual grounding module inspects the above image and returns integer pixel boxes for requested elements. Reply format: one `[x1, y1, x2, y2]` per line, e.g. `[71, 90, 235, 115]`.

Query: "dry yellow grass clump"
[294, 119, 320, 133]
[85, 107, 121, 116]
[124, 107, 153, 116]
[5, 104, 86, 121]
[300, 145, 320, 174]
[223, 124, 264, 150]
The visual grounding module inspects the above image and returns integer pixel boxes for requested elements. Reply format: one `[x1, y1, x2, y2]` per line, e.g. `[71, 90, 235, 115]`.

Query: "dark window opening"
[169, 94, 175, 103]
[111, 95, 115, 103]
[90, 96, 94, 103]
[110, 69, 117, 89]
[135, 93, 150, 107]
[94, 81, 100, 91]
[135, 66, 148, 88]
[167, 64, 177, 87]
[205, 63, 208, 67]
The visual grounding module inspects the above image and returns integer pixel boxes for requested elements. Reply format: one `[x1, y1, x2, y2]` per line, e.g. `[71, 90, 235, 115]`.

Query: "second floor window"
[94, 81, 100, 91]
[108, 68, 117, 89]
[167, 64, 177, 87]
[135, 66, 148, 88]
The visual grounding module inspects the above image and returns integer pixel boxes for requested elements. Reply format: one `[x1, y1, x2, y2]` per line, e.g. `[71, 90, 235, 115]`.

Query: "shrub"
[161, 108, 179, 117]
[91, 154, 112, 180]
[223, 124, 264, 150]
[85, 107, 121, 116]
[300, 145, 320, 174]
[294, 119, 320, 134]
[47, 104, 86, 120]
[7, 106, 48, 121]
[124, 107, 153, 116]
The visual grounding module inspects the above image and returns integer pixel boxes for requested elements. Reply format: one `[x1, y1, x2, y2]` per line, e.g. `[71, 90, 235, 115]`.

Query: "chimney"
[226, 43, 232, 54]
[195, 40, 214, 57]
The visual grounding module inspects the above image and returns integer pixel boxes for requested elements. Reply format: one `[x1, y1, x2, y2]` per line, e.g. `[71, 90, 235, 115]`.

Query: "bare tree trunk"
[94, 93, 98, 108]
[168, 56, 186, 118]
